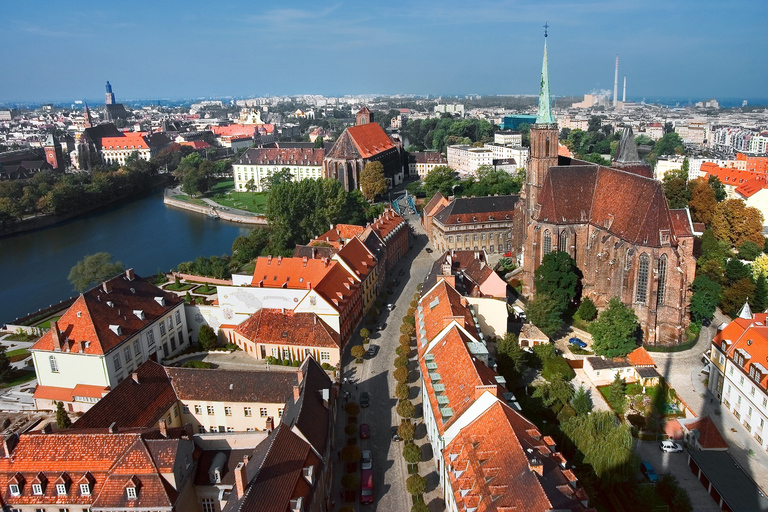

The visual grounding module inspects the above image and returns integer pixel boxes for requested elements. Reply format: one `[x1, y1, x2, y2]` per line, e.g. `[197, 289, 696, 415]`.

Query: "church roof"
[325, 123, 395, 160]
[614, 126, 641, 164]
[535, 36, 555, 125]
[537, 162, 684, 247]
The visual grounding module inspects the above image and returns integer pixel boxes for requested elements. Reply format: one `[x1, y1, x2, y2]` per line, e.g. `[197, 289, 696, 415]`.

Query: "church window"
[543, 230, 551, 254]
[558, 231, 567, 252]
[636, 254, 650, 304]
[657, 256, 667, 307]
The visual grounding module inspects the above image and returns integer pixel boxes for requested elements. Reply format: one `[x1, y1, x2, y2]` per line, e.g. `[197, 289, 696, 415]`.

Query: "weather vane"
[544, 22, 549, 38]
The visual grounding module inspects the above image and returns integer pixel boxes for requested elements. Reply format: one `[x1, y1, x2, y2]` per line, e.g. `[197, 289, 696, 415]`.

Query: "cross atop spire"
[535, 26, 555, 125]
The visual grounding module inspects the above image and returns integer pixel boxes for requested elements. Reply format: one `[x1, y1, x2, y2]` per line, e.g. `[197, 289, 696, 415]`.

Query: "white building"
[483, 143, 529, 166]
[446, 145, 493, 175]
[493, 131, 522, 146]
[408, 152, 448, 178]
[233, 147, 324, 192]
[434, 104, 465, 117]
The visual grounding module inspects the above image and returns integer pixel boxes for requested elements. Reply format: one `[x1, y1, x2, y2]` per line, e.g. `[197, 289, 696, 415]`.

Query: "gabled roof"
[312, 261, 359, 310]
[335, 237, 376, 281]
[712, 314, 768, 391]
[101, 132, 150, 150]
[423, 191, 449, 218]
[281, 357, 333, 456]
[627, 346, 655, 367]
[233, 147, 324, 167]
[371, 208, 406, 240]
[314, 223, 366, 245]
[251, 256, 334, 289]
[418, 280, 476, 343]
[233, 309, 340, 349]
[681, 416, 729, 449]
[165, 366, 298, 404]
[345, 123, 395, 159]
[31, 271, 182, 356]
[433, 196, 518, 226]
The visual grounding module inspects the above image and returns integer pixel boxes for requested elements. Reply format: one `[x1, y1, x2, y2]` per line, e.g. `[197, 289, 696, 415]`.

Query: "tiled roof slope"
[31, 271, 182, 355]
[233, 309, 340, 349]
[292, 245, 338, 260]
[419, 280, 476, 344]
[371, 208, 406, 239]
[313, 261, 359, 308]
[72, 360, 176, 429]
[713, 313, 768, 391]
[315, 223, 365, 244]
[445, 400, 586, 512]
[233, 147, 324, 167]
[165, 367, 298, 403]
[346, 123, 395, 159]
[537, 163, 681, 247]
[251, 256, 334, 289]
[627, 346, 655, 367]
[433, 195, 518, 226]
[281, 357, 333, 456]
[335, 237, 375, 280]
[423, 191, 448, 218]
[101, 132, 150, 150]
[683, 416, 729, 449]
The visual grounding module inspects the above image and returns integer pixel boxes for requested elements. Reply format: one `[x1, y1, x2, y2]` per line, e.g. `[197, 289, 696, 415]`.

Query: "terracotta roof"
[418, 280, 476, 344]
[433, 196, 518, 226]
[444, 399, 585, 512]
[346, 123, 395, 159]
[627, 346, 655, 367]
[179, 140, 210, 149]
[423, 192, 449, 218]
[409, 152, 447, 164]
[101, 132, 150, 150]
[251, 256, 334, 289]
[537, 163, 682, 247]
[211, 124, 255, 138]
[314, 223, 366, 244]
[31, 271, 182, 356]
[312, 261, 359, 309]
[683, 416, 729, 449]
[165, 366, 298, 403]
[34, 384, 108, 403]
[234, 147, 324, 167]
[335, 237, 376, 281]
[371, 208, 406, 240]
[669, 209, 693, 237]
[735, 176, 768, 198]
[712, 314, 768, 391]
[233, 309, 340, 349]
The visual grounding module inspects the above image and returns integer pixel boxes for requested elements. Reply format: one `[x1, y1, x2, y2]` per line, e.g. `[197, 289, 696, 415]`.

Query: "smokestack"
[613, 54, 619, 108]
[622, 76, 626, 103]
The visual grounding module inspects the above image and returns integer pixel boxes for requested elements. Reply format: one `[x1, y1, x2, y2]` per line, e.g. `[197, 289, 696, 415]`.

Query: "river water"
[0, 190, 251, 325]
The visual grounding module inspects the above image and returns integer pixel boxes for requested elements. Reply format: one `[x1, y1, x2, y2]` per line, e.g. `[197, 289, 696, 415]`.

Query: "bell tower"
[44, 133, 64, 171]
[526, 24, 559, 221]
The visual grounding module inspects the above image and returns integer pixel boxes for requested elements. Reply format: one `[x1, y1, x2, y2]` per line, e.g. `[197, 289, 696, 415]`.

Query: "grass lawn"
[34, 316, 61, 329]
[210, 179, 234, 193]
[164, 282, 196, 292]
[212, 191, 269, 214]
[6, 348, 29, 358]
[1, 370, 36, 388]
[171, 194, 208, 206]
[4, 334, 34, 342]
[194, 284, 217, 295]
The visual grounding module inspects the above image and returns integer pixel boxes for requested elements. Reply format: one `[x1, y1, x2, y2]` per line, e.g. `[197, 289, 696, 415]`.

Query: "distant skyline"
[0, 1, 765, 103]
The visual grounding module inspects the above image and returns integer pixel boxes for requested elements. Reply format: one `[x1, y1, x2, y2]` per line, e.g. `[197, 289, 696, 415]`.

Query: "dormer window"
[9, 484, 19, 496]
[32, 483, 42, 495]
[56, 483, 67, 495]
[127, 486, 137, 499]
[80, 483, 91, 496]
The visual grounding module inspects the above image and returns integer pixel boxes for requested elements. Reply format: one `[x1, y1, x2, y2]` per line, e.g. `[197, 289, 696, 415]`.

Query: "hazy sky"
[1, 0, 765, 103]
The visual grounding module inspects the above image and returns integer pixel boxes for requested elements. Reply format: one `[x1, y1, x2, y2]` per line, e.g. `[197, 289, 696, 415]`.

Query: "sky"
[0, 0, 765, 104]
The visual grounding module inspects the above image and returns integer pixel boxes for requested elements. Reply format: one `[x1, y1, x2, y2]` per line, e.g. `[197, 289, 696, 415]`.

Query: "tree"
[576, 297, 597, 321]
[423, 165, 457, 198]
[260, 168, 293, 191]
[403, 441, 421, 465]
[397, 399, 415, 419]
[496, 332, 525, 383]
[608, 373, 627, 414]
[198, 325, 218, 351]
[394, 366, 409, 383]
[341, 473, 360, 491]
[690, 275, 721, 324]
[0, 345, 10, 383]
[534, 251, 580, 310]
[753, 274, 768, 313]
[406, 474, 427, 496]
[662, 168, 691, 209]
[711, 199, 764, 247]
[738, 240, 762, 261]
[359, 161, 388, 202]
[344, 402, 360, 416]
[655, 132, 684, 156]
[68, 252, 125, 292]
[591, 297, 639, 357]
[571, 385, 593, 415]
[341, 445, 362, 463]
[56, 401, 71, 429]
[533, 373, 574, 408]
[526, 294, 565, 338]
[411, 502, 429, 512]
[245, 178, 257, 193]
[395, 355, 409, 368]
[709, 175, 727, 202]
[400, 323, 415, 337]
[359, 328, 370, 342]
[350, 345, 365, 363]
[398, 420, 415, 442]
[721, 278, 755, 317]
[688, 177, 717, 224]
[725, 258, 750, 285]
[754, 254, 768, 280]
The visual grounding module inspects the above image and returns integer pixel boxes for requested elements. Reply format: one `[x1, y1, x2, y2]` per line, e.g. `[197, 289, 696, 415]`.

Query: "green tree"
[709, 175, 726, 202]
[608, 373, 627, 414]
[526, 294, 565, 338]
[711, 199, 765, 248]
[725, 258, 750, 285]
[422, 165, 457, 198]
[571, 385, 593, 415]
[688, 177, 717, 224]
[350, 345, 365, 363]
[738, 240, 762, 261]
[68, 252, 125, 292]
[394, 366, 409, 383]
[721, 278, 755, 317]
[398, 420, 415, 442]
[534, 251, 580, 310]
[576, 297, 597, 321]
[662, 168, 691, 209]
[654, 132, 684, 156]
[403, 441, 421, 465]
[56, 401, 71, 429]
[397, 399, 415, 419]
[341, 445, 362, 463]
[689, 275, 721, 324]
[359, 161, 388, 202]
[591, 297, 639, 357]
[359, 328, 370, 342]
[314, 136, 324, 148]
[341, 473, 360, 491]
[260, 168, 293, 191]
[532, 373, 574, 408]
[245, 178, 257, 193]
[496, 332, 526, 383]
[198, 324, 218, 351]
[406, 474, 427, 496]
[753, 274, 768, 313]
[0, 345, 10, 383]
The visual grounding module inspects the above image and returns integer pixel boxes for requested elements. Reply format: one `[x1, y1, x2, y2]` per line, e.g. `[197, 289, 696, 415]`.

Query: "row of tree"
[400, 116, 494, 153]
[414, 165, 525, 200]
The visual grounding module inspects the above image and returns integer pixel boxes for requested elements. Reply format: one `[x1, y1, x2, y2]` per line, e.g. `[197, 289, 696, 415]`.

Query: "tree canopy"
[359, 161, 388, 202]
[423, 165, 457, 198]
[711, 199, 764, 248]
[259, 168, 293, 192]
[591, 297, 639, 357]
[688, 177, 717, 225]
[534, 251, 580, 311]
[68, 252, 125, 292]
[526, 294, 565, 338]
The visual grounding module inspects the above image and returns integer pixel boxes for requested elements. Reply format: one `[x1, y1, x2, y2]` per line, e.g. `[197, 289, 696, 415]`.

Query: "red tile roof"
[233, 309, 340, 349]
[234, 147, 324, 167]
[313, 261, 359, 309]
[251, 256, 334, 289]
[371, 208, 406, 240]
[34, 384, 108, 403]
[713, 314, 768, 391]
[346, 123, 395, 159]
[418, 280, 476, 345]
[101, 132, 150, 150]
[31, 271, 182, 356]
[179, 140, 210, 149]
[627, 346, 655, 367]
[211, 124, 256, 138]
[335, 237, 375, 281]
[684, 416, 729, 449]
[314, 223, 365, 244]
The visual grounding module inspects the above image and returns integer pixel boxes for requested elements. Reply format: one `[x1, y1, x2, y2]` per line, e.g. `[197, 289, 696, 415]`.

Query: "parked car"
[659, 440, 683, 453]
[568, 337, 587, 349]
[361, 449, 372, 470]
[360, 423, 370, 439]
[425, 247, 433, 253]
[360, 391, 370, 408]
[640, 461, 658, 483]
[360, 469, 374, 504]
[366, 344, 377, 357]
[386, 303, 396, 311]
[374, 323, 386, 332]
[391, 426, 402, 442]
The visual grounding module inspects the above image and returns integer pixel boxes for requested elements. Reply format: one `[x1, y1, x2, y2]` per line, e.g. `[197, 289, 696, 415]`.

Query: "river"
[0, 190, 251, 325]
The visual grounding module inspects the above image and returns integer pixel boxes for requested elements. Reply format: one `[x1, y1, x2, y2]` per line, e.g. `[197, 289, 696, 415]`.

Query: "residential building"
[434, 104, 464, 116]
[687, 450, 768, 512]
[100, 132, 170, 166]
[709, 305, 768, 449]
[408, 151, 448, 178]
[232, 309, 340, 366]
[31, 270, 188, 412]
[422, 192, 452, 241]
[483, 142, 528, 168]
[429, 195, 521, 257]
[232, 147, 324, 192]
[446, 145, 493, 175]
[494, 131, 522, 146]
[369, 208, 409, 273]
[0, 428, 198, 512]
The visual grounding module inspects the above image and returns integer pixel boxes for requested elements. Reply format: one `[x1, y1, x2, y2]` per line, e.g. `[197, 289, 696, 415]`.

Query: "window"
[159, 321, 166, 336]
[178, 329, 184, 345]
[133, 339, 142, 356]
[50, 355, 59, 373]
[194, 405, 202, 415]
[183, 405, 190, 414]
[126, 486, 137, 499]
[56, 483, 67, 495]
[32, 483, 42, 495]
[244, 407, 252, 417]
[465, 235, 469, 242]
[543, 230, 551, 254]
[174, 406, 179, 417]
[740, 376, 744, 385]
[124, 346, 132, 362]
[636, 254, 649, 304]
[763, 397, 767, 408]
[202, 498, 216, 512]
[481, 233, 485, 240]
[175, 311, 182, 325]
[9, 484, 19, 496]
[147, 330, 155, 347]
[226, 426, 235, 432]
[321, 351, 330, 361]
[657, 256, 667, 307]
[309, 295, 317, 306]
[198, 426, 206, 433]
[271, 348, 279, 358]
[113, 353, 122, 371]
[278, 408, 284, 418]
[225, 406, 232, 416]
[207, 405, 214, 415]
[167, 318, 173, 331]
[260, 407, 268, 417]
[80, 483, 90, 496]
[558, 231, 567, 252]
[448, 236, 453, 243]
[283, 348, 290, 359]
[170, 335, 176, 351]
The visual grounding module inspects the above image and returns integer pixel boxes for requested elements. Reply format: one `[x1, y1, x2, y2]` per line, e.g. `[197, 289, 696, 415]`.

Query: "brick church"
[520, 33, 696, 345]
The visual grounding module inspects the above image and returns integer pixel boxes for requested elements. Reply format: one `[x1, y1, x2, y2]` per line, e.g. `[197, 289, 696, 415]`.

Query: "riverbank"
[163, 193, 268, 225]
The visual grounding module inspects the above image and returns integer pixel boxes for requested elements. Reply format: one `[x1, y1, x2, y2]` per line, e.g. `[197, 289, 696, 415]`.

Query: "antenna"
[543, 22, 549, 38]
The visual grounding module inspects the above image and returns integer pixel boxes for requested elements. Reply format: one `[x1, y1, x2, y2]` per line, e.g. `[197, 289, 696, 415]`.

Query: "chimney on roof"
[2, 434, 18, 457]
[102, 280, 112, 294]
[158, 419, 167, 438]
[125, 268, 135, 281]
[131, 372, 139, 384]
[108, 422, 118, 434]
[234, 460, 248, 499]
[293, 385, 301, 402]
[41, 423, 53, 434]
[51, 320, 62, 351]
[267, 255, 272, 264]
[265, 416, 274, 432]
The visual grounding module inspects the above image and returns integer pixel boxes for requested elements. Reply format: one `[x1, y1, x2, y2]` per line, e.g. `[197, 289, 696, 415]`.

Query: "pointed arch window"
[543, 230, 551, 254]
[636, 254, 650, 304]
[657, 255, 667, 308]
[558, 231, 567, 253]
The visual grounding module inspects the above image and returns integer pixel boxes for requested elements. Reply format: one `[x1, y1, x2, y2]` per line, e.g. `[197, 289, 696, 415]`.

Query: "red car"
[359, 423, 370, 439]
[360, 469, 374, 504]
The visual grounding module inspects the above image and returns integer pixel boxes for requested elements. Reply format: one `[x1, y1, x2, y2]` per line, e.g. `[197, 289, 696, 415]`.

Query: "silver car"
[659, 440, 683, 453]
[361, 449, 372, 470]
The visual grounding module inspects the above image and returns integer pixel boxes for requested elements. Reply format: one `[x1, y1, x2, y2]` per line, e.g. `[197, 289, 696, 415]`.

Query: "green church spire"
[535, 23, 555, 125]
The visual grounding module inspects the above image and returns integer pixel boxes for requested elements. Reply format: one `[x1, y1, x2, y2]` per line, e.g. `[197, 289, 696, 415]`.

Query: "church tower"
[105, 81, 115, 105]
[526, 27, 559, 221]
[83, 103, 93, 129]
[43, 133, 64, 171]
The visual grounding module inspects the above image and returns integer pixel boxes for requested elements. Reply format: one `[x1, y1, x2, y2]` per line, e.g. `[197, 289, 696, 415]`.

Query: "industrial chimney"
[613, 55, 619, 108]
[623, 76, 626, 103]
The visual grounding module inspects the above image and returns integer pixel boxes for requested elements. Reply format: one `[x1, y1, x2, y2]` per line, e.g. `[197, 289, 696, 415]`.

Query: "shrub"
[360, 328, 370, 340]
[411, 502, 429, 512]
[182, 360, 213, 369]
[341, 445, 361, 463]
[576, 297, 597, 321]
[344, 402, 360, 416]
[321, 362, 334, 371]
[198, 325, 218, 351]
[399, 334, 410, 345]
[350, 345, 366, 362]
[407, 307, 416, 317]
[395, 355, 409, 368]
[400, 323, 415, 336]
[541, 356, 575, 381]
[403, 441, 422, 464]
[398, 420, 415, 441]
[404, 315, 415, 325]
[406, 474, 426, 496]
[345, 423, 357, 436]
[394, 366, 409, 383]
[397, 399, 415, 419]
[292, 360, 300, 367]
[396, 383, 410, 400]
[341, 473, 360, 490]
